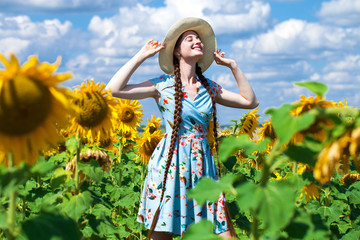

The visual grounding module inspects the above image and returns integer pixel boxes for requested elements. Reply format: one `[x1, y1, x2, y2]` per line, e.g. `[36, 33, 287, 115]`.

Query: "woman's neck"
[179, 60, 197, 86]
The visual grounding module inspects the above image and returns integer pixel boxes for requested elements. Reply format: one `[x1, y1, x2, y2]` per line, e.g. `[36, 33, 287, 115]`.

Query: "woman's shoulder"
[206, 78, 222, 95]
[149, 74, 174, 88]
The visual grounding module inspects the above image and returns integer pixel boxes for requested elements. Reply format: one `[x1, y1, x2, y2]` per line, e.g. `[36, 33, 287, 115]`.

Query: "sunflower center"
[148, 126, 157, 134]
[75, 92, 108, 128]
[100, 138, 111, 147]
[120, 107, 135, 123]
[0, 75, 51, 135]
[123, 131, 132, 139]
[265, 126, 276, 139]
[143, 138, 158, 156]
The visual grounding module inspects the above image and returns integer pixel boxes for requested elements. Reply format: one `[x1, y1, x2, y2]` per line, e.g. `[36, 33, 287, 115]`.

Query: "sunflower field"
[0, 54, 359, 240]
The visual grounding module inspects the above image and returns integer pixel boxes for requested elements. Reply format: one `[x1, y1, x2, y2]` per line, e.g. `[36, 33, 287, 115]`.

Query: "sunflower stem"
[118, 134, 123, 164]
[138, 164, 146, 207]
[75, 134, 81, 195]
[117, 133, 124, 216]
[260, 140, 281, 187]
[22, 198, 26, 220]
[250, 209, 259, 240]
[7, 152, 17, 240]
[292, 162, 298, 174]
[133, 168, 136, 189]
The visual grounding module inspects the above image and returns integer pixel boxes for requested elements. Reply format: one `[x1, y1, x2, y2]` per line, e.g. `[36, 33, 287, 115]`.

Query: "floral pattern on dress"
[137, 74, 227, 236]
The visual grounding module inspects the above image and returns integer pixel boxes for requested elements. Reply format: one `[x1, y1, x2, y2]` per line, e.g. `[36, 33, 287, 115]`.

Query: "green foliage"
[188, 174, 238, 205]
[1, 81, 360, 240]
[0, 141, 148, 239]
[183, 220, 222, 240]
[20, 213, 80, 240]
[219, 134, 270, 162]
[266, 104, 316, 145]
[294, 81, 328, 97]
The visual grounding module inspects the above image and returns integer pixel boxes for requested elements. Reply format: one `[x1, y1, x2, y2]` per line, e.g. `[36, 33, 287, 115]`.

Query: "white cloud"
[0, 14, 77, 60]
[202, 0, 271, 34]
[324, 54, 360, 72]
[323, 71, 353, 83]
[212, 73, 236, 88]
[0, 0, 134, 13]
[246, 71, 278, 80]
[0, 37, 29, 54]
[317, 0, 360, 26]
[87, 0, 271, 57]
[310, 73, 321, 81]
[232, 19, 360, 61]
[83, 0, 273, 83]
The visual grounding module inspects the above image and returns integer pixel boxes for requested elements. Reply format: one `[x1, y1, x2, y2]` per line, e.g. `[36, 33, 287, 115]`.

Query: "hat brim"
[159, 17, 217, 75]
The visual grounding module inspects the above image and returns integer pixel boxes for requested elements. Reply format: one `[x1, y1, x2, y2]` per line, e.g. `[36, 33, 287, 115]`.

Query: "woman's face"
[174, 30, 204, 62]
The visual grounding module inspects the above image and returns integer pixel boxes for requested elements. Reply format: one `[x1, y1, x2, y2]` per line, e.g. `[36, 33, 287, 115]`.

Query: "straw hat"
[159, 17, 217, 75]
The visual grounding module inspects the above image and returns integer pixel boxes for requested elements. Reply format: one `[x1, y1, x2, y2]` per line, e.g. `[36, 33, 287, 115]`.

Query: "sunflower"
[94, 132, 118, 152]
[340, 173, 360, 185]
[0, 54, 72, 166]
[299, 182, 320, 202]
[218, 128, 232, 137]
[116, 99, 143, 133]
[207, 118, 219, 152]
[135, 130, 163, 165]
[270, 171, 287, 181]
[143, 115, 162, 134]
[66, 149, 113, 180]
[291, 95, 333, 116]
[313, 126, 360, 185]
[314, 131, 352, 185]
[349, 127, 360, 170]
[239, 108, 261, 140]
[121, 128, 138, 145]
[333, 98, 349, 108]
[297, 163, 311, 174]
[69, 79, 118, 143]
[256, 117, 276, 142]
[290, 95, 336, 144]
[235, 149, 247, 164]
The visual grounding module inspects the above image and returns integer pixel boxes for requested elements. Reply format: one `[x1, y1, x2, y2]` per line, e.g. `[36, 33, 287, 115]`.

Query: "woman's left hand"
[214, 49, 235, 68]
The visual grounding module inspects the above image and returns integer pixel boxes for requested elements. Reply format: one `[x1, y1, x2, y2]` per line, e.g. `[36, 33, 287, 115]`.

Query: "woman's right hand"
[139, 40, 166, 59]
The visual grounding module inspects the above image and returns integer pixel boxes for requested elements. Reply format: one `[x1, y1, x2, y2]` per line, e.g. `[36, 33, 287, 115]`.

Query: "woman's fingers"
[215, 49, 226, 58]
[149, 40, 164, 50]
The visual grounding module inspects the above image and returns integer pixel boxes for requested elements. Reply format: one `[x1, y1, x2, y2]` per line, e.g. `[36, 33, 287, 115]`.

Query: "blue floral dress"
[137, 74, 228, 236]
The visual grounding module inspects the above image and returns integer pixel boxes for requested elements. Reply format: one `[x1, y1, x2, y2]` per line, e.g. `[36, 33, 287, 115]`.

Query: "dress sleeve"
[207, 79, 222, 96]
[149, 74, 168, 91]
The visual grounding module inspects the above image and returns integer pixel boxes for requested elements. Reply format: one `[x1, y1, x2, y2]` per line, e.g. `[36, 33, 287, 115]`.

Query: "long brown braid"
[196, 63, 237, 237]
[195, 63, 220, 173]
[147, 57, 183, 238]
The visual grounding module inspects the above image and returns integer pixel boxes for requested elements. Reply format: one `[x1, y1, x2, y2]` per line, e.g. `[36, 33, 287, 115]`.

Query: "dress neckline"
[182, 80, 201, 102]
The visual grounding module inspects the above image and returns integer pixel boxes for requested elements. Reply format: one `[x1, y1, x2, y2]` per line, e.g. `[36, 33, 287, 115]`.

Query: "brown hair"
[159, 56, 183, 203]
[147, 56, 183, 238]
[195, 63, 219, 158]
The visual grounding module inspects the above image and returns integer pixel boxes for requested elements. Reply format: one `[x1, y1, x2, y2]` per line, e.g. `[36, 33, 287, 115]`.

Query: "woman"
[106, 17, 258, 239]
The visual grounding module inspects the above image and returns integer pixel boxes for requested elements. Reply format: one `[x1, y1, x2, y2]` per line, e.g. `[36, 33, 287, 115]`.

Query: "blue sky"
[1, 0, 359, 125]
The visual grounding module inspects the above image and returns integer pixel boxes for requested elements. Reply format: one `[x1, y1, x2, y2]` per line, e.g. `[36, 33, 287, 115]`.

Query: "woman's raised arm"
[213, 49, 259, 109]
[105, 40, 165, 100]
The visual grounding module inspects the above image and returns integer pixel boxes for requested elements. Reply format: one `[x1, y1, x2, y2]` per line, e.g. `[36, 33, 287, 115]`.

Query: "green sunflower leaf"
[218, 135, 270, 163]
[265, 104, 316, 145]
[21, 212, 80, 240]
[294, 81, 328, 97]
[183, 220, 222, 240]
[62, 190, 93, 221]
[188, 174, 238, 206]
